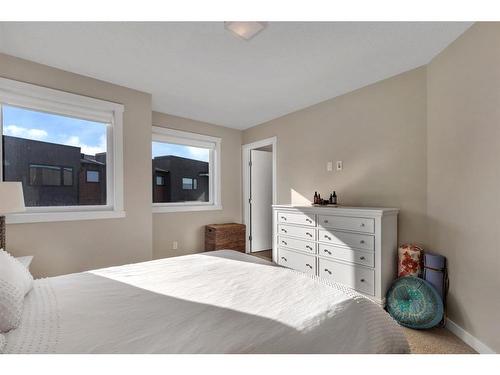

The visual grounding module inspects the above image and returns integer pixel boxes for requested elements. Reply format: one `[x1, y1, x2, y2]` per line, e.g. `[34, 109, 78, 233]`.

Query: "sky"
[2, 105, 107, 155]
[2, 105, 209, 161]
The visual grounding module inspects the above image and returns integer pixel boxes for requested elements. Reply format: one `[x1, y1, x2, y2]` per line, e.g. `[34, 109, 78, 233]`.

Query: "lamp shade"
[0, 182, 26, 215]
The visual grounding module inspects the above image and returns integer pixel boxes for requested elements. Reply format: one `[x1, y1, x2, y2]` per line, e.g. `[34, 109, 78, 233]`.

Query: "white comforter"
[4, 250, 409, 354]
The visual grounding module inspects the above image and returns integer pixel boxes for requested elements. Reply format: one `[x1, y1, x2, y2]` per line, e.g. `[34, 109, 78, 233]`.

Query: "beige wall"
[1, 53, 153, 277]
[427, 23, 500, 352]
[243, 67, 428, 246]
[152, 112, 242, 259]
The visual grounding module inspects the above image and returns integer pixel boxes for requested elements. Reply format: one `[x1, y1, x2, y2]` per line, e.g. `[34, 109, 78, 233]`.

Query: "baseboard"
[446, 318, 496, 354]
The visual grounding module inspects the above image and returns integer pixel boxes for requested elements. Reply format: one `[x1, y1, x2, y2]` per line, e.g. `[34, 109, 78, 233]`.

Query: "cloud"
[4, 124, 48, 140]
[186, 146, 209, 162]
[64, 134, 106, 156]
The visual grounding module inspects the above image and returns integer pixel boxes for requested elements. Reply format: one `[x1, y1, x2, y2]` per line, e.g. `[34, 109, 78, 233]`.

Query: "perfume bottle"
[332, 191, 337, 205]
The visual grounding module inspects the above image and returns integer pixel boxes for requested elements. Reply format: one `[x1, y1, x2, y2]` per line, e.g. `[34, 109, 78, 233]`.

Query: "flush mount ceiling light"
[224, 22, 267, 41]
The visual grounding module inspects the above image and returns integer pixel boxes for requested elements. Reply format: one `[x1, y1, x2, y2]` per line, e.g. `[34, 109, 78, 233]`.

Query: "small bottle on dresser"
[332, 191, 337, 205]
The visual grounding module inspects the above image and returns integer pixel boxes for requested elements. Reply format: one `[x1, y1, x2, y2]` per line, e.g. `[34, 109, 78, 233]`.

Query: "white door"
[250, 149, 273, 252]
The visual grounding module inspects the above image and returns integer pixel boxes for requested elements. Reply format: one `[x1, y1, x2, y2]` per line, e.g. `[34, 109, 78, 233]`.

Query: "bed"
[3, 250, 409, 354]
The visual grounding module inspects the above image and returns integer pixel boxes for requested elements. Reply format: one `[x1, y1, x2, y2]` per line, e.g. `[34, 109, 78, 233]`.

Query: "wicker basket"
[205, 223, 246, 252]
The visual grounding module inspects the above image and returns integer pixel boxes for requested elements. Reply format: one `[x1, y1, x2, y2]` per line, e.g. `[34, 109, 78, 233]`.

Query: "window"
[155, 175, 165, 186]
[86, 170, 100, 183]
[182, 178, 194, 190]
[152, 127, 221, 212]
[0, 77, 124, 223]
[29, 164, 73, 186]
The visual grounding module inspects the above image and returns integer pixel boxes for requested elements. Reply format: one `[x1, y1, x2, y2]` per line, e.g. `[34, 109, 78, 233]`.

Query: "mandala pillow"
[398, 244, 424, 277]
[386, 276, 444, 329]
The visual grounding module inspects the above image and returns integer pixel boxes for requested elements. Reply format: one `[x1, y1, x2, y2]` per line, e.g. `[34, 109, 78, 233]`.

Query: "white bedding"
[4, 250, 409, 354]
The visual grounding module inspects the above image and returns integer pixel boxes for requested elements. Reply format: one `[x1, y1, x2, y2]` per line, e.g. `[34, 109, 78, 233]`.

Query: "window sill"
[153, 204, 222, 213]
[6, 210, 126, 224]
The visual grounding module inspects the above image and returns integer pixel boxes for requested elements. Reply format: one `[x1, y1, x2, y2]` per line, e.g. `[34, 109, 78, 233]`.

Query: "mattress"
[4, 250, 409, 354]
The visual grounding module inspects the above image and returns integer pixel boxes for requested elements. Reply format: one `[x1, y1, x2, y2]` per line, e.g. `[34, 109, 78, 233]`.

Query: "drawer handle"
[360, 278, 365, 282]
[281, 216, 287, 221]
[324, 235, 332, 240]
[360, 240, 365, 244]
[324, 219, 329, 223]
[323, 249, 332, 255]
[324, 268, 332, 275]
[306, 218, 313, 223]
[359, 256, 366, 260]
[306, 263, 313, 269]
[306, 232, 313, 237]
[281, 240, 288, 245]
[360, 223, 365, 227]
[306, 245, 313, 250]
[281, 256, 287, 262]
[281, 228, 287, 233]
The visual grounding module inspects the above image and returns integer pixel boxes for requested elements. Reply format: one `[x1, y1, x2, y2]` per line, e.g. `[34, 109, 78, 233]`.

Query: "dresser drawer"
[318, 229, 374, 251]
[278, 224, 316, 240]
[278, 248, 316, 275]
[278, 236, 316, 254]
[277, 211, 316, 227]
[318, 215, 374, 234]
[318, 244, 374, 267]
[319, 258, 375, 296]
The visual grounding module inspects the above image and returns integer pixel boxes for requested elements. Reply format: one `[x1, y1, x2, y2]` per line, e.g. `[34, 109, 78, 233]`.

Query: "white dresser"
[273, 205, 398, 305]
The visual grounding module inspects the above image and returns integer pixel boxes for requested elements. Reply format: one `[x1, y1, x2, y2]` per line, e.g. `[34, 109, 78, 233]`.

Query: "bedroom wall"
[426, 22, 500, 353]
[152, 112, 242, 259]
[0, 53, 153, 277]
[242, 67, 428, 246]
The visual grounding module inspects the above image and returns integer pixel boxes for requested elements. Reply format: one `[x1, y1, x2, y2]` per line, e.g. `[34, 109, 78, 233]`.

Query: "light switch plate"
[327, 161, 333, 172]
[336, 161, 343, 171]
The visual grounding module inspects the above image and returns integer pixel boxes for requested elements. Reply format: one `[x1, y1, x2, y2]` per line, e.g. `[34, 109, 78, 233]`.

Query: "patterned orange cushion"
[398, 244, 424, 278]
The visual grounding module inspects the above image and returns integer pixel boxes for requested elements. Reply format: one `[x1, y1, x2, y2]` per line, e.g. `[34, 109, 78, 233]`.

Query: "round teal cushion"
[386, 276, 443, 329]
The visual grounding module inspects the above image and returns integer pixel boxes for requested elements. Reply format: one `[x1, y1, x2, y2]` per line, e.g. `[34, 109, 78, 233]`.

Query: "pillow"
[15, 256, 34, 270]
[0, 249, 34, 332]
[0, 249, 33, 296]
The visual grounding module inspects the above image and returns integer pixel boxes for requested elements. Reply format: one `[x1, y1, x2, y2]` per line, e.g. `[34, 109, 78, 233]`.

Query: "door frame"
[242, 136, 277, 254]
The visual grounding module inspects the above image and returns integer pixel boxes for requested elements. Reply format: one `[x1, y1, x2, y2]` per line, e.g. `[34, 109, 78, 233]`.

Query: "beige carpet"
[403, 326, 476, 354]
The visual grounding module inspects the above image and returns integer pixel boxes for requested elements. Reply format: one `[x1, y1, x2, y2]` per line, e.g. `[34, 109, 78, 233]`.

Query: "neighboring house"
[2, 136, 106, 206]
[152, 155, 209, 203]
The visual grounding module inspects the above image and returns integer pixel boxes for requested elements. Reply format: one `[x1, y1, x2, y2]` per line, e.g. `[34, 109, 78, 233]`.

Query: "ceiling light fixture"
[224, 22, 267, 41]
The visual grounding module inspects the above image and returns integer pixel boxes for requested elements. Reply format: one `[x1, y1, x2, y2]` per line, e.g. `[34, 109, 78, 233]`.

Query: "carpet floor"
[403, 326, 476, 354]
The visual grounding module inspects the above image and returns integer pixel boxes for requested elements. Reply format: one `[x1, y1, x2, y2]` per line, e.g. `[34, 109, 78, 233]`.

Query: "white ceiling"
[0, 22, 472, 129]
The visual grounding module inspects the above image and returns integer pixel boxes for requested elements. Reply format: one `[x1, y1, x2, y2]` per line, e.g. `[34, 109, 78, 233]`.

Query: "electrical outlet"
[336, 161, 343, 171]
[327, 161, 333, 172]
[172, 241, 178, 250]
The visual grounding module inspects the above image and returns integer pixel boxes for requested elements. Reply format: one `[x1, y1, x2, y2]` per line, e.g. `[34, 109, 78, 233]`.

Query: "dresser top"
[272, 204, 399, 215]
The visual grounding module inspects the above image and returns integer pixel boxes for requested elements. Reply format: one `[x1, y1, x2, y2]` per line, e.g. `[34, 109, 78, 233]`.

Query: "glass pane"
[63, 167, 73, 186]
[86, 170, 100, 183]
[182, 178, 193, 190]
[156, 175, 164, 186]
[2, 105, 107, 207]
[152, 141, 209, 203]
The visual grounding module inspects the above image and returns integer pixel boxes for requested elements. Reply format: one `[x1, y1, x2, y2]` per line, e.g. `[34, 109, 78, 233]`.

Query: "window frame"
[152, 126, 221, 213]
[0, 77, 125, 224]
